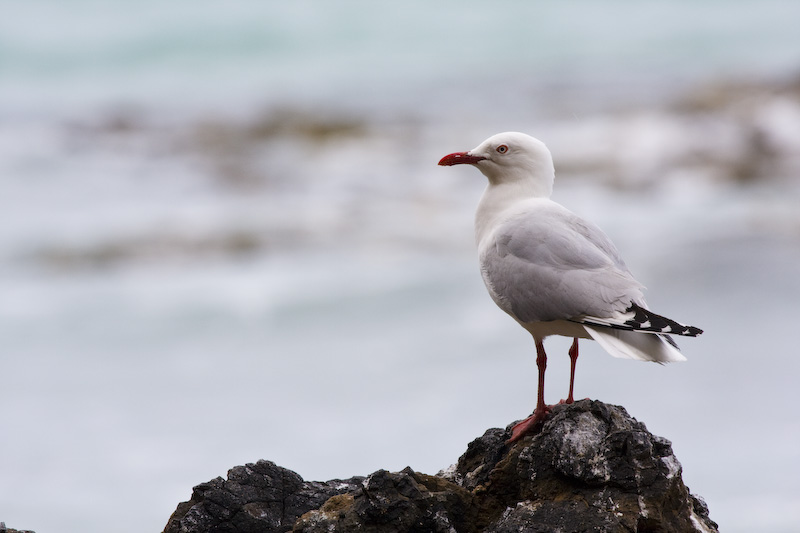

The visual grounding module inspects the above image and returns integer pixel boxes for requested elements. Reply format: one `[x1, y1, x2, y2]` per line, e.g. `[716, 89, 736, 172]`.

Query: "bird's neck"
[475, 181, 546, 247]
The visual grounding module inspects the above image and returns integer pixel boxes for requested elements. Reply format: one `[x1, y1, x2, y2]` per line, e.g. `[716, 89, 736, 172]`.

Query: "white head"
[438, 132, 555, 198]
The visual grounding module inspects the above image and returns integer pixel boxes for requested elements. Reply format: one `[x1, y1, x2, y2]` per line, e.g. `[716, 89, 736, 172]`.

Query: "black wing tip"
[685, 325, 703, 337]
[626, 303, 703, 337]
[661, 323, 704, 337]
[575, 304, 703, 337]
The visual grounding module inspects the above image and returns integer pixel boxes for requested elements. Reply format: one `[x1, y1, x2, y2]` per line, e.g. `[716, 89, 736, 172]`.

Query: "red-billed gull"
[439, 132, 702, 442]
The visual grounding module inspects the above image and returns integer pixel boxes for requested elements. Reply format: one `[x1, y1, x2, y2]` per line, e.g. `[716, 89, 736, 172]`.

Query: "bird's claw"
[508, 406, 552, 443]
[558, 397, 590, 405]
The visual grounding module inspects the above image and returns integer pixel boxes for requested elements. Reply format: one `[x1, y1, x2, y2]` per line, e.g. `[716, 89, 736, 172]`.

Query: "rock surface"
[162, 461, 364, 533]
[163, 400, 717, 533]
[0, 524, 35, 533]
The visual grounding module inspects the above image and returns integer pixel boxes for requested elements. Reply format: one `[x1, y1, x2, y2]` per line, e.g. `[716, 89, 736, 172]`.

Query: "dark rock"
[164, 400, 718, 533]
[0, 523, 35, 533]
[294, 468, 477, 533]
[440, 427, 508, 490]
[162, 460, 364, 533]
[455, 400, 719, 532]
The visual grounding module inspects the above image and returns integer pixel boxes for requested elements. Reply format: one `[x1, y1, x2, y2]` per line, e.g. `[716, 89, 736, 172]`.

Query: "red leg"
[566, 338, 579, 404]
[509, 338, 550, 442]
[535, 338, 547, 412]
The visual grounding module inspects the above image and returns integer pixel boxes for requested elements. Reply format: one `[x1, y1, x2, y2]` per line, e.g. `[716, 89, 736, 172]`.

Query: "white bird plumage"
[439, 131, 702, 441]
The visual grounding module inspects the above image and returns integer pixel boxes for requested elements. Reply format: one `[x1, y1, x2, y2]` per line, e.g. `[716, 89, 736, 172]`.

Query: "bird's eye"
[496, 144, 508, 154]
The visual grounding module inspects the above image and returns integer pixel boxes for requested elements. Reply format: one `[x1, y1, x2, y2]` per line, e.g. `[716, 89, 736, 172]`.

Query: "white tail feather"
[584, 326, 687, 363]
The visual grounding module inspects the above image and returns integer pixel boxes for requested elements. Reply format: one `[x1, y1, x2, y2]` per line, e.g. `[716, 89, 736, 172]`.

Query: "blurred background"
[2, 1, 799, 531]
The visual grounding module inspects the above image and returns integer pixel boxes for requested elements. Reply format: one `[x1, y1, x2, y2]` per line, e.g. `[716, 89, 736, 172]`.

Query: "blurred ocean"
[2, 1, 800, 532]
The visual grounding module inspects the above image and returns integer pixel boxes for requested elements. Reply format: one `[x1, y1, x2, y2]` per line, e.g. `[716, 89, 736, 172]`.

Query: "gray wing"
[480, 207, 645, 324]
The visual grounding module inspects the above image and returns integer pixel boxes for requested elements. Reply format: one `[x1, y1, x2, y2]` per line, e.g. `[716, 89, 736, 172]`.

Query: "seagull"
[438, 132, 702, 442]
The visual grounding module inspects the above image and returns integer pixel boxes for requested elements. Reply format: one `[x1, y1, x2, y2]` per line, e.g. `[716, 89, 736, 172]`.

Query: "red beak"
[438, 151, 486, 166]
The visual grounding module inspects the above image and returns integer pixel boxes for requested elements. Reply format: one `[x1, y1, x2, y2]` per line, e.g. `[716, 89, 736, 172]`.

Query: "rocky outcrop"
[162, 461, 364, 533]
[163, 400, 717, 533]
[0, 523, 35, 533]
